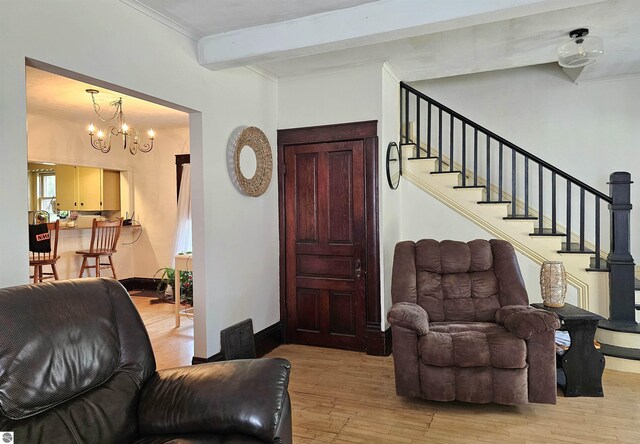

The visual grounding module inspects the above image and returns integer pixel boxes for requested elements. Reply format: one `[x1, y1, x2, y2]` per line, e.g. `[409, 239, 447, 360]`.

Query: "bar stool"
[76, 218, 123, 278]
[30, 220, 60, 283]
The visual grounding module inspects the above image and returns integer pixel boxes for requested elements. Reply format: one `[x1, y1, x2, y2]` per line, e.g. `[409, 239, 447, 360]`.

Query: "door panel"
[294, 154, 318, 242]
[284, 140, 366, 350]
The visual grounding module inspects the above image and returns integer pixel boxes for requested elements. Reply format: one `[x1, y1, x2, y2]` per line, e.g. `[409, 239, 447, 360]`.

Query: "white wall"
[411, 64, 640, 261]
[0, 0, 279, 360]
[380, 64, 401, 328]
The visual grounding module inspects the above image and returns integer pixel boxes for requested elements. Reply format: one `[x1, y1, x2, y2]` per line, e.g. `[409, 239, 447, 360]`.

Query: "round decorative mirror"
[233, 127, 272, 197]
[386, 142, 401, 189]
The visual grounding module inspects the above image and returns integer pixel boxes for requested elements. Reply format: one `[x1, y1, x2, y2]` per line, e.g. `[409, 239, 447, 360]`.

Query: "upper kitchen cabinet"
[54, 165, 121, 211]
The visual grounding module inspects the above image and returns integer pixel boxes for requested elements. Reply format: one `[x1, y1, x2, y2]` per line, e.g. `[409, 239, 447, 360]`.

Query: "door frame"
[277, 120, 384, 355]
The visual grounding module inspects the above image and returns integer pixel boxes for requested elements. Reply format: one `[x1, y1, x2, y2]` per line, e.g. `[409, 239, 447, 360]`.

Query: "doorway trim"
[277, 120, 386, 356]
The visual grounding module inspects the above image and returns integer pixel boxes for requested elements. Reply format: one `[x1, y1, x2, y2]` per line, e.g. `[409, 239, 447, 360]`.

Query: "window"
[37, 172, 57, 219]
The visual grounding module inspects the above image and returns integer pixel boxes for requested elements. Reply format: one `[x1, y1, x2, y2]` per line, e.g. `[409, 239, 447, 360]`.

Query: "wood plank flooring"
[133, 297, 640, 443]
[131, 293, 194, 369]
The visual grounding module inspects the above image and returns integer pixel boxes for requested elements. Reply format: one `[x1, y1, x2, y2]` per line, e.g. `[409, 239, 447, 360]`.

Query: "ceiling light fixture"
[557, 28, 603, 69]
[86, 89, 155, 155]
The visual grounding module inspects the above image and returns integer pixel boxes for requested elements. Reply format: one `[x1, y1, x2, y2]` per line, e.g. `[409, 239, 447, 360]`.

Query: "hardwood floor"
[131, 293, 194, 369]
[133, 298, 640, 443]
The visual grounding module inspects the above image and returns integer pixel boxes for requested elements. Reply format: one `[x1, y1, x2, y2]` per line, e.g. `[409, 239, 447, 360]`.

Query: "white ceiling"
[126, 0, 640, 83]
[26, 67, 189, 129]
[131, 0, 377, 37]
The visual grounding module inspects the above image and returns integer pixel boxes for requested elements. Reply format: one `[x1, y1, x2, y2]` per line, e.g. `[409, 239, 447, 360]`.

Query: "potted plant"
[154, 266, 193, 307]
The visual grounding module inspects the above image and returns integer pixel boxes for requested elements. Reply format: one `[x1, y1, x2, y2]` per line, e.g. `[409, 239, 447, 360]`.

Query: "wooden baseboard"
[366, 326, 392, 356]
[192, 321, 284, 365]
[119, 277, 162, 292]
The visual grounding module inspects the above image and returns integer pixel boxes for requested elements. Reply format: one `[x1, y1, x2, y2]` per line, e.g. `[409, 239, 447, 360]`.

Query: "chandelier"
[86, 89, 155, 155]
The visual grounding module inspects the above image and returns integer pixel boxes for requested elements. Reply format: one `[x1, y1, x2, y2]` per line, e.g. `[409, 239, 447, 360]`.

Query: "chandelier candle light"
[86, 89, 155, 155]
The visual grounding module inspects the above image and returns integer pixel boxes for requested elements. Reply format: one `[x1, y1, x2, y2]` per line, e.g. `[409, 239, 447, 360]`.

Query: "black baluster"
[461, 123, 466, 186]
[405, 88, 409, 143]
[416, 95, 421, 158]
[438, 108, 443, 172]
[552, 172, 557, 234]
[538, 165, 543, 233]
[449, 114, 454, 172]
[566, 181, 572, 251]
[580, 188, 585, 251]
[473, 128, 478, 186]
[486, 136, 491, 201]
[595, 197, 601, 269]
[511, 150, 517, 217]
[498, 142, 503, 201]
[427, 103, 432, 158]
[524, 158, 529, 217]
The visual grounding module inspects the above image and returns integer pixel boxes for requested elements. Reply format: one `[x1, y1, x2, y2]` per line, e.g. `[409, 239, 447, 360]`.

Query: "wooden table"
[174, 254, 193, 327]
[532, 303, 605, 397]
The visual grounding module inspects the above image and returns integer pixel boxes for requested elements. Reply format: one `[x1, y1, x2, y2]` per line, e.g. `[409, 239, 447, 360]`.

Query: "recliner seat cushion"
[420, 323, 527, 369]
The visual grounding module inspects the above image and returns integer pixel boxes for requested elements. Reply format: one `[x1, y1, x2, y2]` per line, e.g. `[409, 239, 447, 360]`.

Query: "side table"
[531, 303, 605, 397]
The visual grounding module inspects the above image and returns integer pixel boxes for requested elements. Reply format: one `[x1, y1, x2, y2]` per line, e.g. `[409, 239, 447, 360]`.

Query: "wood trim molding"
[277, 120, 381, 355]
[176, 154, 190, 201]
[366, 326, 392, 356]
[119, 277, 162, 292]
[192, 321, 283, 364]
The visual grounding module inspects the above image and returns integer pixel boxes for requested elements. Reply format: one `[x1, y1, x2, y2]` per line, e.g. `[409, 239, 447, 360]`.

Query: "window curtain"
[174, 163, 192, 262]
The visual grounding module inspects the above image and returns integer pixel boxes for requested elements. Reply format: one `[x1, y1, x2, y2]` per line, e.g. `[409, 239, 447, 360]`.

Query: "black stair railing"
[399, 82, 635, 323]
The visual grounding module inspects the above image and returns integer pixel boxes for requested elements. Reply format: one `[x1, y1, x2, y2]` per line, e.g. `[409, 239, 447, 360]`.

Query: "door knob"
[354, 258, 362, 279]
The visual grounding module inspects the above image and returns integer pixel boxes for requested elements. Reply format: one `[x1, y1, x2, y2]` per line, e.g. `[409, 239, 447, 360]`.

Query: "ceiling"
[132, 0, 377, 37]
[125, 0, 640, 83]
[26, 67, 189, 129]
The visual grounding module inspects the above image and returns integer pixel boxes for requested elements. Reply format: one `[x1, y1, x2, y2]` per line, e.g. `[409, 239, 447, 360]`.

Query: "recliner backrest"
[392, 239, 529, 322]
[0, 278, 155, 443]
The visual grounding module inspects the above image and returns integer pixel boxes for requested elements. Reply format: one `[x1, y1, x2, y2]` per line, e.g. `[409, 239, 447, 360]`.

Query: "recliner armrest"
[387, 302, 429, 335]
[138, 358, 291, 442]
[496, 305, 560, 340]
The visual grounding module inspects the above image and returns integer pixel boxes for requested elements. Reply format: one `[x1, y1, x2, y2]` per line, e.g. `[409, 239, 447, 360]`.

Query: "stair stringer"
[402, 152, 609, 315]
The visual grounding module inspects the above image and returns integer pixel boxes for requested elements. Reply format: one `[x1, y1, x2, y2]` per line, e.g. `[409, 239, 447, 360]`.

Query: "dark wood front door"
[278, 121, 379, 352]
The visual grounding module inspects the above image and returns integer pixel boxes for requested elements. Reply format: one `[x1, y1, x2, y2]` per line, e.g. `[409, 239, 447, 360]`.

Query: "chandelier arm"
[139, 139, 154, 153]
[91, 94, 121, 123]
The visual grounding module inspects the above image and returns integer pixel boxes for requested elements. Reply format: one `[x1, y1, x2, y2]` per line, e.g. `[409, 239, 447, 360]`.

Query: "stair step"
[558, 242, 595, 254]
[430, 170, 462, 175]
[530, 228, 566, 237]
[636, 278, 640, 290]
[408, 156, 439, 160]
[586, 265, 609, 272]
[599, 343, 640, 361]
[503, 216, 538, 221]
[636, 304, 640, 311]
[453, 185, 486, 189]
[477, 200, 511, 205]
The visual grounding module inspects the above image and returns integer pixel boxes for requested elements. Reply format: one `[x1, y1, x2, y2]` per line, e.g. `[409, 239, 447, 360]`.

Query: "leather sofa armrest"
[138, 358, 291, 443]
[496, 305, 560, 340]
[387, 302, 429, 335]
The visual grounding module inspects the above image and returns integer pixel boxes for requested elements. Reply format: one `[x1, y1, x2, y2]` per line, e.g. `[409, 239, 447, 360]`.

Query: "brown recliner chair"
[0, 278, 292, 443]
[388, 239, 560, 405]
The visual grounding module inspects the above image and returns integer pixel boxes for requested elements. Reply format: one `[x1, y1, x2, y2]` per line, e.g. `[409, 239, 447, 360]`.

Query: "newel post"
[607, 171, 636, 323]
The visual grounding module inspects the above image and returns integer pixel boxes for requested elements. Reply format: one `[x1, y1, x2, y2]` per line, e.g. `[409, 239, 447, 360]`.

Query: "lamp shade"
[558, 30, 603, 68]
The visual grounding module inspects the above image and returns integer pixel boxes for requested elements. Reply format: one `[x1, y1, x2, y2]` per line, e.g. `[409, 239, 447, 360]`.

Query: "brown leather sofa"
[0, 278, 292, 443]
[388, 239, 560, 405]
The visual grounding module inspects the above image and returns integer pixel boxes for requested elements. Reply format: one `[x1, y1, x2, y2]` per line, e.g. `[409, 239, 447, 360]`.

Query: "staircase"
[397, 81, 639, 369]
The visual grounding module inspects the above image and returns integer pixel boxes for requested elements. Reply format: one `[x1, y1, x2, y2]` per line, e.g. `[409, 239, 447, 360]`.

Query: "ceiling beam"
[198, 0, 603, 71]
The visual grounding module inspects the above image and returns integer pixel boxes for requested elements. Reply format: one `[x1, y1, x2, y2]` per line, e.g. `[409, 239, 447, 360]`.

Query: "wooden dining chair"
[76, 218, 123, 279]
[30, 220, 60, 283]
